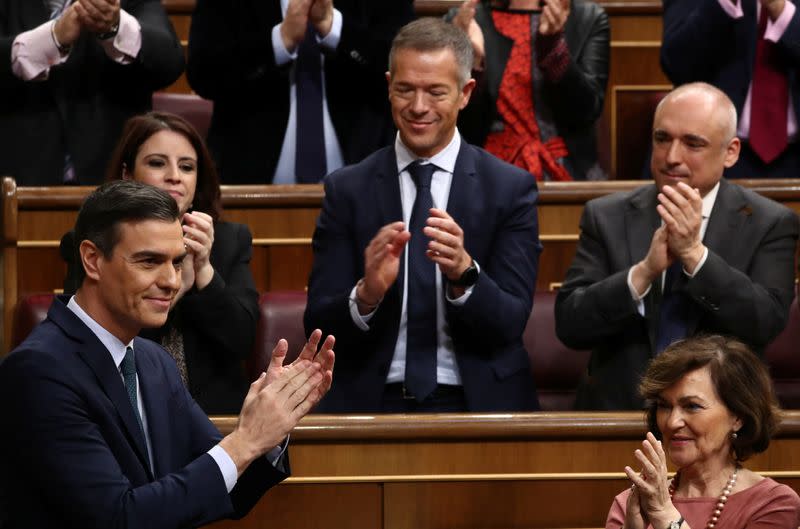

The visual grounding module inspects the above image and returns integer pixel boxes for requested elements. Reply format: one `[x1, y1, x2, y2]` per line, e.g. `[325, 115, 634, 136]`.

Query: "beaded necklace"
[668, 466, 739, 529]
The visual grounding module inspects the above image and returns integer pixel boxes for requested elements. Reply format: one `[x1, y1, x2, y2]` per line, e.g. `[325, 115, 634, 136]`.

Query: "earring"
[731, 431, 738, 440]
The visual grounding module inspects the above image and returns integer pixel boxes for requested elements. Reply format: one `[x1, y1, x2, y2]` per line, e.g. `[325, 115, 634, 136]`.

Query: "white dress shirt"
[349, 131, 477, 387]
[271, 1, 345, 183]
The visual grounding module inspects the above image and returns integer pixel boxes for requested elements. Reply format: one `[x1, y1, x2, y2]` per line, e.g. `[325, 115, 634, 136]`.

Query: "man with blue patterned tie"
[304, 18, 542, 413]
[0, 181, 335, 528]
[555, 82, 799, 410]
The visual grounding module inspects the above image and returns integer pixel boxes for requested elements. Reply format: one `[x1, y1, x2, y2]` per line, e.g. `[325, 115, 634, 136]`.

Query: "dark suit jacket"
[452, 0, 609, 180]
[0, 296, 285, 529]
[60, 222, 259, 414]
[0, 0, 184, 185]
[554, 180, 800, 410]
[303, 141, 542, 412]
[186, 0, 414, 183]
[661, 0, 800, 178]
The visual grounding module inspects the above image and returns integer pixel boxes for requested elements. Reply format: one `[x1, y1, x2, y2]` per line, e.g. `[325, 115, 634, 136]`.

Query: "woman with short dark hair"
[60, 111, 259, 415]
[606, 335, 800, 529]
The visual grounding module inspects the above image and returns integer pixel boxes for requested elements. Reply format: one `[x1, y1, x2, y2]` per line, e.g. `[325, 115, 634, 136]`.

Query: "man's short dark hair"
[389, 17, 474, 88]
[73, 180, 180, 285]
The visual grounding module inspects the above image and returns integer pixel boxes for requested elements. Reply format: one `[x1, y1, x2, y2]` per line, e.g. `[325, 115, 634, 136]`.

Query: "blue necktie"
[655, 261, 689, 353]
[295, 24, 327, 183]
[120, 346, 146, 436]
[404, 161, 438, 402]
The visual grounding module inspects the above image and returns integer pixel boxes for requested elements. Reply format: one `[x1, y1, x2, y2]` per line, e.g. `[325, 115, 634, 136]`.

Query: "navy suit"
[304, 141, 542, 412]
[661, 0, 800, 178]
[0, 296, 285, 529]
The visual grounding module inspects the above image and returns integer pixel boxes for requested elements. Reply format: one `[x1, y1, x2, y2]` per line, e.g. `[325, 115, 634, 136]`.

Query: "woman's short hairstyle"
[105, 111, 222, 221]
[640, 335, 779, 462]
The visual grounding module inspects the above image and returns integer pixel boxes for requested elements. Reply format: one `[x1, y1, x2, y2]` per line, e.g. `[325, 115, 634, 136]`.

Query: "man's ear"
[459, 78, 477, 110]
[79, 240, 103, 282]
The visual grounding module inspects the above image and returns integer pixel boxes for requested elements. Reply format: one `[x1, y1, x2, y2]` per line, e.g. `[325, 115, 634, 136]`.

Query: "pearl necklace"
[668, 466, 739, 529]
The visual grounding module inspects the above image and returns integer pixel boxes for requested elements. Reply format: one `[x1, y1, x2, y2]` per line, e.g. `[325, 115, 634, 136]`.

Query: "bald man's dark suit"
[555, 180, 799, 410]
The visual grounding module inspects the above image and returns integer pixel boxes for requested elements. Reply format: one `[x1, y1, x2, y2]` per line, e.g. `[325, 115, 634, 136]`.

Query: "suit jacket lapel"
[48, 297, 153, 476]
[446, 140, 479, 234]
[685, 180, 748, 335]
[375, 146, 406, 294]
[625, 186, 662, 354]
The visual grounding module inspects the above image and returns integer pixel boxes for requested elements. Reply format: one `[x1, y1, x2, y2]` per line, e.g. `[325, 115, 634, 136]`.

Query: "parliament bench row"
[12, 289, 800, 411]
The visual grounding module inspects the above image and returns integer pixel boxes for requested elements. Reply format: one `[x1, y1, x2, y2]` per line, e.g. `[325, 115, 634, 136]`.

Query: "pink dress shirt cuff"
[11, 20, 67, 81]
[716, 0, 743, 19]
[764, 1, 796, 42]
[98, 9, 142, 63]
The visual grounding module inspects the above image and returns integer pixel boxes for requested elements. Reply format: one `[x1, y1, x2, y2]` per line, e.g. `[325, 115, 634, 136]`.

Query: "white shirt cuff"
[208, 444, 238, 493]
[318, 9, 342, 50]
[684, 246, 709, 277]
[627, 266, 649, 317]
[446, 261, 480, 305]
[272, 23, 296, 65]
[349, 284, 375, 330]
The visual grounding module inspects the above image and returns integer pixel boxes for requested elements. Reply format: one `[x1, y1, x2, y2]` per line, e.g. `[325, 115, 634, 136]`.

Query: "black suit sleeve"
[541, 3, 610, 129]
[180, 222, 260, 361]
[555, 201, 646, 349]
[685, 208, 799, 348]
[120, 0, 185, 91]
[445, 174, 541, 344]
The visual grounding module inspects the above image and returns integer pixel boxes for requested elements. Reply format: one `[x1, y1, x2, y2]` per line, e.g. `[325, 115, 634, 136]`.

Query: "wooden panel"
[383, 480, 627, 529]
[612, 85, 671, 181]
[191, 412, 800, 529]
[209, 484, 383, 529]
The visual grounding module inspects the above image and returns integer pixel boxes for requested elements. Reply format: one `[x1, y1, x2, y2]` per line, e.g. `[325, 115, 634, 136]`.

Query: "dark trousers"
[380, 383, 467, 413]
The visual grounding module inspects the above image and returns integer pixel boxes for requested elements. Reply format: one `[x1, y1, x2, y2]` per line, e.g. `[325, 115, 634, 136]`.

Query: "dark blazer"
[0, 296, 285, 528]
[661, 0, 800, 178]
[304, 141, 542, 412]
[453, 0, 609, 180]
[0, 0, 184, 185]
[555, 180, 800, 410]
[60, 221, 259, 414]
[186, 0, 414, 183]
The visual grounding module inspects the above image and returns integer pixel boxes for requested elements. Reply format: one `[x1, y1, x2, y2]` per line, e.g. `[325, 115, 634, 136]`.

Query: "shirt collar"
[702, 181, 721, 219]
[66, 295, 133, 370]
[395, 129, 461, 175]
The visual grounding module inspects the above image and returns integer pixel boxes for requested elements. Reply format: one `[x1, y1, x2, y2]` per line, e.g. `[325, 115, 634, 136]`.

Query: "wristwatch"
[450, 260, 479, 287]
[667, 516, 684, 529]
[96, 21, 120, 41]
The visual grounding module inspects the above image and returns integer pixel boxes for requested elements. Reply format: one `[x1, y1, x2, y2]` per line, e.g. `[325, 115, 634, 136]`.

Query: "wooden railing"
[3, 177, 799, 354]
[201, 411, 800, 529]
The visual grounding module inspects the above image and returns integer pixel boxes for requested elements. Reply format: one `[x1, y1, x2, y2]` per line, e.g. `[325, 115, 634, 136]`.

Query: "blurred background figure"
[60, 112, 259, 414]
[447, 0, 609, 181]
[0, 0, 184, 185]
[186, 0, 414, 184]
[662, 0, 800, 179]
[606, 335, 800, 529]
